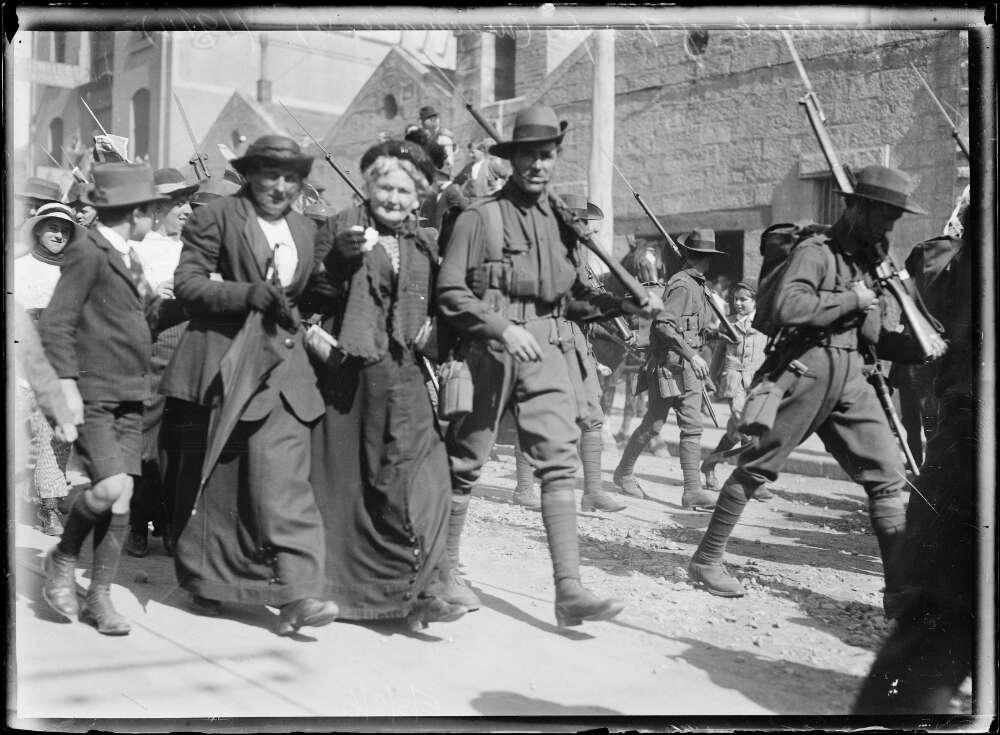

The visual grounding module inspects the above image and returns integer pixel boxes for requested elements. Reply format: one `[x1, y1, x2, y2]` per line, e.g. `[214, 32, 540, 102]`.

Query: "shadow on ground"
[470, 690, 622, 716]
[670, 635, 864, 714]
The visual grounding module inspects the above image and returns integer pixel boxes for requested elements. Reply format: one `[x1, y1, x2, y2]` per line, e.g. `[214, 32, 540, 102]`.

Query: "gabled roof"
[318, 46, 450, 151]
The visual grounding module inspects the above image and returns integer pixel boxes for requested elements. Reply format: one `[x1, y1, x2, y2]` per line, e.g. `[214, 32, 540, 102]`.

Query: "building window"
[494, 34, 516, 101]
[814, 176, 843, 225]
[91, 32, 115, 79]
[49, 118, 64, 164]
[130, 89, 151, 161]
[383, 93, 398, 119]
[53, 32, 68, 63]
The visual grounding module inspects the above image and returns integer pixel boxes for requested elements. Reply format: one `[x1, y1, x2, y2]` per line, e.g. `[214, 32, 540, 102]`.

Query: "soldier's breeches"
[446, 324, 583, 495]
[736, 349, 906, 499]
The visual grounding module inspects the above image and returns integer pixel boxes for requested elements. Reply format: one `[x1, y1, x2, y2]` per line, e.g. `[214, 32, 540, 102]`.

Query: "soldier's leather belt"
[506, 298, 565, 323]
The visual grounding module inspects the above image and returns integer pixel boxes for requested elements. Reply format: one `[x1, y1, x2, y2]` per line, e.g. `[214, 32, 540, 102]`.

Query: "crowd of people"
[10, 96, 977, 714]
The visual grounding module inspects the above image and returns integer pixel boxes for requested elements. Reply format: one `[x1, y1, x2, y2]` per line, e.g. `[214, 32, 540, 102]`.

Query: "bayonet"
[279, 100, 366, 202]
[173, 92, 212, 180]
[909, 62, 970, 162]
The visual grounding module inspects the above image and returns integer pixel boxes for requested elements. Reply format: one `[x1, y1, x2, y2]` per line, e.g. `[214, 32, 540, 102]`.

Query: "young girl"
[14, 203, 86, 534]
[700, 280, 773, 500]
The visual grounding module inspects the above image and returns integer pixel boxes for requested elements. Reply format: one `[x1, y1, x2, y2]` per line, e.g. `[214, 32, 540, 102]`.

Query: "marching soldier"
[687, 166, 945, 606]
[854, 186, 975, 713]
[434, 104, 662, 625]
[613, 229, 729, 510]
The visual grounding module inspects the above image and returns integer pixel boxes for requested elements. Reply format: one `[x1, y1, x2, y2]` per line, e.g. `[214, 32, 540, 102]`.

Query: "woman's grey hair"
[363, 155, 431, 203]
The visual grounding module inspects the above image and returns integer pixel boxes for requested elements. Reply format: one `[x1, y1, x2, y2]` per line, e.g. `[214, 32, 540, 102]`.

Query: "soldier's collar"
[502, 181, 550, 214]
[685, 266, 706, 283]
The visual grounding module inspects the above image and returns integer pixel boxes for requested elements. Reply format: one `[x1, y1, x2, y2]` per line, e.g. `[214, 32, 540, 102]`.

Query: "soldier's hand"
[157, 279, 175, 299]
[689, 354, 712, 381]
[59, 379, 85, 426]
[621, 290, 664, 319]
[501, 325, 543, 362]
[851, 281, 878, 312]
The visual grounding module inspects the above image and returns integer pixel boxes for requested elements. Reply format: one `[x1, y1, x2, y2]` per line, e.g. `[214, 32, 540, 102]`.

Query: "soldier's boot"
[613, 422, 656, 499]
[544, 482, 624, 626]
[680, 432, 716, 511]
[79, 512, 131, 635]
[579, 426, 626, 513]
[36, 498, 65, 536]
[42, 493, 104, 620]
[512, 446, 542, 510]
[753, 485, 774, 501]
[435, 494, 481, 611]
[688, 476, 752, 597]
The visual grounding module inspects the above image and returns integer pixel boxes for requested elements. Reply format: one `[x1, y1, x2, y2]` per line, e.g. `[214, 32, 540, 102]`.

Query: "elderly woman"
[305, 140, 465, 627]
[14, 202, 86, 535]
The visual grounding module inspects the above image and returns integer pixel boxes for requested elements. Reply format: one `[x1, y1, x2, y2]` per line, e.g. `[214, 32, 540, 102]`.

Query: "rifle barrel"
[278, 101, 366, 201]
[80, 97, 109, 136]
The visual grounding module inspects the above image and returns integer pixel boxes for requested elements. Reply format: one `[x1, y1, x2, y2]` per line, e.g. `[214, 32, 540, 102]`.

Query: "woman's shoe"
[554, 579, 624, 627]
[275, 598, 339, 636]
[406, 596, 467, 629]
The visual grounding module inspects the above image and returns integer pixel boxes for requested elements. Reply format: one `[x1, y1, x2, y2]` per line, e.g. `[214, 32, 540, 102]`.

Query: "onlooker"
[418, 105, 442, 137]
[13, 203, 86, 535]
[39, 162, 185, 636]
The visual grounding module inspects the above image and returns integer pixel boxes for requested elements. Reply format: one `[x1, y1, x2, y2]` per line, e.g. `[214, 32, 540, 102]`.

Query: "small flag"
[93, 134, 130, 163]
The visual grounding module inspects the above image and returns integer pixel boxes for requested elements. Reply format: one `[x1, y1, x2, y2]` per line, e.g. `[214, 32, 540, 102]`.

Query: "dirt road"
[10, 439, 972, 726]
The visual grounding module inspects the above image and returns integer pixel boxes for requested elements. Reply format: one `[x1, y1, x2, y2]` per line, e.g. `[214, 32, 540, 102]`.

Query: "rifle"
[782, 31, 947, 363]
[173, 92, 212, 181]
[909, 62, 970, 163]
[601, 150, 740, 344]
[583, 261, 640, 344]
[863, 347, 920, 476]
[279, 101, 367, 202]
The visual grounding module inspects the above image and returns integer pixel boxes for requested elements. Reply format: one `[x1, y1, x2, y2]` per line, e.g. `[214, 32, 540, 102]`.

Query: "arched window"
[383, 93, 399, 120]
[130, 88, 151, 161]
[49, 118, 64, 164]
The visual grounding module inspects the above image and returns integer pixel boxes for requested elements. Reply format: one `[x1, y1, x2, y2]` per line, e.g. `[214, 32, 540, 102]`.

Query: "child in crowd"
[700, 279, 772, 500]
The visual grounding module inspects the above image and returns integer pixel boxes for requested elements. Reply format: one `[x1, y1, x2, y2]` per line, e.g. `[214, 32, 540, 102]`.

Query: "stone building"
[447, 29, 969, 280]
[308, 45, 455, 205]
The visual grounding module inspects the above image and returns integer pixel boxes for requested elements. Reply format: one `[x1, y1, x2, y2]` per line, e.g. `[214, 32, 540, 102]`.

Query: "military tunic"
[617, 267, 714, 494]
[436, 182, 621, 494]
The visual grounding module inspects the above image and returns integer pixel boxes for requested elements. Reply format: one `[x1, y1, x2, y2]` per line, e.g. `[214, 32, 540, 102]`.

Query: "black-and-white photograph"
[5, 5, 995, 732]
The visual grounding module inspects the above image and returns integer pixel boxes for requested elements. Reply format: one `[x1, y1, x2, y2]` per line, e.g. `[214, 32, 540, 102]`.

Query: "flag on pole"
[93, 134, 130, 163]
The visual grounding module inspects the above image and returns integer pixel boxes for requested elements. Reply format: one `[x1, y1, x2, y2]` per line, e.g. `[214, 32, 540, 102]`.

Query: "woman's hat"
[80, 162, 170, 209]
[840, 165, 927, 215]
[359, 139, 437, 185]
[489, 104, 569, 159]
[20, 201, 87, 244]
[560, 193, 604, 221]
[230, 135, 314, 177]
[154, 167, 201, 198]
[679, 228, 726, 255]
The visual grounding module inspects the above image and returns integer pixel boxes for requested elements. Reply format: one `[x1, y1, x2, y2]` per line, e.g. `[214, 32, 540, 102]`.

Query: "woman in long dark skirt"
[305, 140, 466, 627]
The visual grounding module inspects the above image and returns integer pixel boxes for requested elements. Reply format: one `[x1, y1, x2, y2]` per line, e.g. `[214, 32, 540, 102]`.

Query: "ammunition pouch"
[739, 370, 798, 436]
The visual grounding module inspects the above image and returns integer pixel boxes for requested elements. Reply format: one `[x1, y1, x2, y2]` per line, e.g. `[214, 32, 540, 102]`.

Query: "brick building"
[446, 29, 969, 281]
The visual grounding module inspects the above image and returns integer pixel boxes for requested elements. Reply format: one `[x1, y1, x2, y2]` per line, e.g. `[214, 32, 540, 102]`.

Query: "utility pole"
[587, 29, 615, 274]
